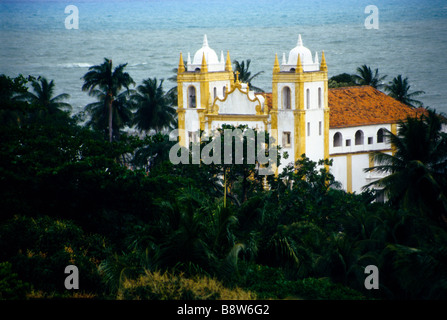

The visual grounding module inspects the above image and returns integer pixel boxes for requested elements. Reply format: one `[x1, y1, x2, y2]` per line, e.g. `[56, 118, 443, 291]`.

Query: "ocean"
[1, 0, 446, 115]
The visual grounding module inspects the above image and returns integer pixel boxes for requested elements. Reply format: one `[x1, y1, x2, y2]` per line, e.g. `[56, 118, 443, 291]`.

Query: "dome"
[287, 34, 313, 65]
[192, 34, 220, 66]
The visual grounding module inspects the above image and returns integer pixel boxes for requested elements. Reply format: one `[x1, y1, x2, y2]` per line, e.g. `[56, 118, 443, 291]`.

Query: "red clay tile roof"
[260, 86, 425, 128]
[328, 86, 423, 128]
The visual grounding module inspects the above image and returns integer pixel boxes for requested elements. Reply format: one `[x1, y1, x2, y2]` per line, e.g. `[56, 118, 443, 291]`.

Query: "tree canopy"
[1, 69, 447, 301]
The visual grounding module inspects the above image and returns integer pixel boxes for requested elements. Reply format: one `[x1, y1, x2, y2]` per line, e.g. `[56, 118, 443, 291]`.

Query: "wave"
[128, 62, 148, 67]
[58, 63, 92, 68]
[57, 62, 148, 69]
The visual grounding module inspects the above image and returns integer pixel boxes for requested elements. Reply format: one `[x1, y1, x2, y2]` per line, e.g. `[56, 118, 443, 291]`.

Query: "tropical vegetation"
[329, 66, 425, 109]
[0, 58, 446, 301]
[131, 78, 176, 133]
[384, 75, 425, 108]
[351, 64, 387, 89]
[82, 58, 135, 142]
[233, 59, 264, 92]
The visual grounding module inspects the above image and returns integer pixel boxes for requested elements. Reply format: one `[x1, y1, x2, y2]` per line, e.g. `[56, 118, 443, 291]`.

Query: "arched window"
[355, 130, 364, 145]
[282, 86, 291, 109]
[223, 86, 226, 97]
[318, 87, 322, 108]
[213, 87, 217, 100]
[333, 132, 342, 147]
[377, 128, 385, 143]
[187, 86, 196, 108]
[306, 88, 310, 109]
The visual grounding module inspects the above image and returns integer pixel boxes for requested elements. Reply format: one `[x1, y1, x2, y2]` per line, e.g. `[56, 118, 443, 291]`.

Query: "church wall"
[329, 124, 392, 155]
[330, 149, 394, 194]
[304, 81, 325, 163]
[277, 109, 295, 172]
[331, 155, 347, 190]
[304, 81, 324, 110]
[215, 89, 259, 115]
[209, 80, 230, 101]
[329, 123, 396, 194]
[351, 153, 370, 193]
[184, 109, 200, 144]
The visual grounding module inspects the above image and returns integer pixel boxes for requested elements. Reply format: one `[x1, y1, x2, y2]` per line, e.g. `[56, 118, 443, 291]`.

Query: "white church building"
[175, 35, 422, 193]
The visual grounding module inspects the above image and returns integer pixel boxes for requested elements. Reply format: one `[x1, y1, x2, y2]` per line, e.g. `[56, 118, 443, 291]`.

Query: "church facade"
[175, 35, 420, 193]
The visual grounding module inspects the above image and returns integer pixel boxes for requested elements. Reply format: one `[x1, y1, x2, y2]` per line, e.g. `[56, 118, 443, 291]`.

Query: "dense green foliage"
[1, 72, 446, 300]
[351, 65, 387, 89]
[233, 59, 264, 93]
[384, 75, 425, 108]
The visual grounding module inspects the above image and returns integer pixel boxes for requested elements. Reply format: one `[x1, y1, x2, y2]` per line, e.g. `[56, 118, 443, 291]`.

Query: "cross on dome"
[297, 34, 303, 47]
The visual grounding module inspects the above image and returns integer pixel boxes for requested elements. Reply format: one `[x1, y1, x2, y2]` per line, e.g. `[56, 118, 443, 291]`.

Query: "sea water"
[1, 0, 446, 115]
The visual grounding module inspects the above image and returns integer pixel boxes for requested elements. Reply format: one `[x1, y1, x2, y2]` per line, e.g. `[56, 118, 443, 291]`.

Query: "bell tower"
[176, 35, 234, 146]
[271, 35, 329, 169]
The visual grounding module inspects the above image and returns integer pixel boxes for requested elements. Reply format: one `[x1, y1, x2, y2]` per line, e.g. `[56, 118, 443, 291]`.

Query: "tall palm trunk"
[82, 58, 134, 143]
[108, 93, 113, 142]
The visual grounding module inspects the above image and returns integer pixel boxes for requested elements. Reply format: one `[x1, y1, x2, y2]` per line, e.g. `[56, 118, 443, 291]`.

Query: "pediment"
[210, 83, 264, 115]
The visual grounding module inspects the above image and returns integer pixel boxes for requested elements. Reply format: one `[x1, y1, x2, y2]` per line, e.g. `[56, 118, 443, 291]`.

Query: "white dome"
[287, 34, 313, 65]
[192, 34, 220, 66]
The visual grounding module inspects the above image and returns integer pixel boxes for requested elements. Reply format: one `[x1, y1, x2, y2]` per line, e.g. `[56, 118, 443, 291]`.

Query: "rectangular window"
[306, 89, 310, 109]
[318, 87, 322, 108]
[188, 131, 198, 144]
[319, 121, 322, 136]
[368, 137, 373, 144]
[307, 122, 310, 136]
[346, 139, 351, 147]
[282, 132, 291, 147]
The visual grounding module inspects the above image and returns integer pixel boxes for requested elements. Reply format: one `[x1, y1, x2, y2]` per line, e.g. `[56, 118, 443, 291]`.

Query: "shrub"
[0, 215, 107, 295]
[118, 270, 256, 300]
[238, 263, 366, 300]
[0, 262, 30, 300]
[291, 278, 366, 300]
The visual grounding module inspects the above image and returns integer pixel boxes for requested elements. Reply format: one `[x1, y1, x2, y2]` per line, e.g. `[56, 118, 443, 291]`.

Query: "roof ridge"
[328, 85, 375, 91]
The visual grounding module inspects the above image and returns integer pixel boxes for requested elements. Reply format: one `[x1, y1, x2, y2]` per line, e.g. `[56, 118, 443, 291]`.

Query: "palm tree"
[84, 89, 133, 140]
[364, 110, 447, 226]
[131, 78, 176, 133]
[0, 74, 31, 126]
[166, 60, 186, 103]
[82, 58, 134, 142]
[384, 75, 425, 108]
[352, 65, 387, 89]
[154, 187, 216, 273]
[20, 76, 71, 114]
[329, 73, 358, 88]
[233, 59, 264, 92]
